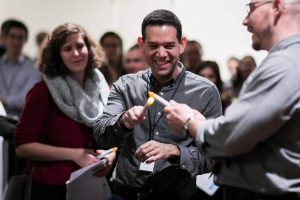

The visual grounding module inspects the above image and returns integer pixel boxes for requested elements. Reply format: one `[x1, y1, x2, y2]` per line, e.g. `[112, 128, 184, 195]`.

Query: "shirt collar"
[2, 54, 25, 64]
[269, 34, 300, 53]
[149, 62, 186, 88]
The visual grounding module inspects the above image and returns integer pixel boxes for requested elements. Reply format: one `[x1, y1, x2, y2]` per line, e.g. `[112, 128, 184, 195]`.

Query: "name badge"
[139, 161, 155, 172]
[196, 173, 219, 196]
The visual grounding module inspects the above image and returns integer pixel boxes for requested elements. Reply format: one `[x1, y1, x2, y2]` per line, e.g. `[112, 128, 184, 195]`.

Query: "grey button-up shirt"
[195, 35, 300, 195]
[94, 65, 222, 196]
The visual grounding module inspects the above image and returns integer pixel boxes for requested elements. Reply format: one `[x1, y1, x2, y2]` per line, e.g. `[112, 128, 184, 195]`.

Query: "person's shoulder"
[28, 81, 48, 96]
[117, 69, 149, 85]
[185, 70, 216, 87]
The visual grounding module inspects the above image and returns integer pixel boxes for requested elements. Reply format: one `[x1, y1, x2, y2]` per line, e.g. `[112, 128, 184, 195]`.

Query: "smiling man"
[165, 0, 300, 199]
[93, 9, 222, 200]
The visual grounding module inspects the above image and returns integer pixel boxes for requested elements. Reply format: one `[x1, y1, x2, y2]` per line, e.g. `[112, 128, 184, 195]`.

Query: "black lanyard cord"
[147, 71, 186, 140]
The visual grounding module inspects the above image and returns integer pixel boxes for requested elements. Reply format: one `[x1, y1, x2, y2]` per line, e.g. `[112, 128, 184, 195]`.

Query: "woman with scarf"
[14, 23, 115, 200]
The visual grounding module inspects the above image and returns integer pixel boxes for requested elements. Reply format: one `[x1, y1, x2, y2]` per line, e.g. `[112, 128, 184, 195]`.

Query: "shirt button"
[182, 164, 186, 168]
[157, 112, 161, 116]
[159, 92, 163, 96]
[155, 131, 159, 135]
[114, 129, 118, 133]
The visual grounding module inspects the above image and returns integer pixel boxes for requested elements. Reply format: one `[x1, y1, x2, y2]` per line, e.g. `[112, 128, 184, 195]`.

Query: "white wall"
[0, 0, 267, 80]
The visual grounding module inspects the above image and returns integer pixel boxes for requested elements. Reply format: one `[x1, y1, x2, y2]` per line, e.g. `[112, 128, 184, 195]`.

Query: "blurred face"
[60, 33, 88, 76]
[102, 36, 122, 63]
[227, 59, 239, 76]
[184, 43, 202, 67]
[243, 0, 273, 50]
[124, 48, 147, 73]
[3, 27, 27, 57]
[138, 25, 186, 84]
[199, 67, 217, 84]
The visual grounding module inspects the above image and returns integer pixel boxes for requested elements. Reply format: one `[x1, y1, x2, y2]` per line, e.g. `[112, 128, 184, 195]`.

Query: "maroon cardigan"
[14, 81, 95, 185]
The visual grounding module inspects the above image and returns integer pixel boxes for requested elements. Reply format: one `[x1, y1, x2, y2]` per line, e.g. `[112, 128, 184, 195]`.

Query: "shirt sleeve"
[93, 79, 132, 148]
[14, 82, 49, 147]
[178, 84, 222, 175]
[194, 55, 300, 157]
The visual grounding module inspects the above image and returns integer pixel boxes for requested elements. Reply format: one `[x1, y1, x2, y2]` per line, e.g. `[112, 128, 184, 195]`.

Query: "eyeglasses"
[246, 1, 273, 14]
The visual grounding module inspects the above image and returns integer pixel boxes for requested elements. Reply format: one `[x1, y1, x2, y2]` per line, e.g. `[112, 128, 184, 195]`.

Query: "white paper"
[0, 101, 7, 116]
[66, 159, 111, 200]
[196, 173, 219, 196]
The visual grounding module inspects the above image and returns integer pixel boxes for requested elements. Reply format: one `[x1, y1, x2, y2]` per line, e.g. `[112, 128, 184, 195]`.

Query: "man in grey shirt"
[94, 9, 222, 199]
[165, 0, 300, 199]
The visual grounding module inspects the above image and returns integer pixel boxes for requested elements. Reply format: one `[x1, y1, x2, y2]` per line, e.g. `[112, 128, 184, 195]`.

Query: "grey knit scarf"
[44, 69, 109, 127]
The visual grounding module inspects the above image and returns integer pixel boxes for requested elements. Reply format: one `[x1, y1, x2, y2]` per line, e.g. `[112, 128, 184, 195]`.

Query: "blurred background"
[0, 0, 267, 80]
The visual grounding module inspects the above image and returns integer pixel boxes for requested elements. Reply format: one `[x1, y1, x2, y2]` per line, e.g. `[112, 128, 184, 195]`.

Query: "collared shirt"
[195, 35, 300, 195]
[94, 64, 222, 196]
[0, 54, 41, 117]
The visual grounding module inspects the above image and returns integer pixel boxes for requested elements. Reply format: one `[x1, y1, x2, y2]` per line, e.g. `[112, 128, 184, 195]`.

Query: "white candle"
[148, 91, 171, 107]
[141, 96, 155, 115]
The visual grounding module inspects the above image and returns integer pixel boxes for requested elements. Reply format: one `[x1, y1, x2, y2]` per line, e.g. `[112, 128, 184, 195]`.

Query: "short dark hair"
[36, 31, 48, 46]
[1, 19, 28, 40]
[141, 9, 182, 42]
[41, 23, 104, 78]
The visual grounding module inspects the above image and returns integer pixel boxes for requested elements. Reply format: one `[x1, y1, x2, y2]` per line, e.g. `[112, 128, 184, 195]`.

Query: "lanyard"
[146, 71, 186, 140]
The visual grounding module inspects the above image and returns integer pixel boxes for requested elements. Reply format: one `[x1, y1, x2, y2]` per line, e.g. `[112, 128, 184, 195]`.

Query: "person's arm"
[176, 85, 222, 175]
[93, 79, 134, 148]
[16, 143, 99, 168]
[170, 56, 299, 158]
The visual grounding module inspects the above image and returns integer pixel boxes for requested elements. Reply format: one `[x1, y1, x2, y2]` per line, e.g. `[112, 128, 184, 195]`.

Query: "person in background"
[181, 40, 203, 73]
[34, 31, 49, 70]
[0, 19, 40, 118]
[14, 23, 116, 200]
[94, 9, 222, 200]
[124, 44, 147, 74]
[226, 56, 240, 78]
[99, 31, 126, 87]
[196, 60, 231, 113]
[165, 0, 300, 199]
[231, 55, 256, 98]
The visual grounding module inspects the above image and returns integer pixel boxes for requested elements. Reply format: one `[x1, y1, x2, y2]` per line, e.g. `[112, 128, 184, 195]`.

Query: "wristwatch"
[183, 116, 194, 131]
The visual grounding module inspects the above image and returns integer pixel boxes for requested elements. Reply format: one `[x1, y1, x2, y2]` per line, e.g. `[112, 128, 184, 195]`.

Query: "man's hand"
[134, 140, 180, 163]
[164, 100, 206, 138]
[120, 106, 145, 129]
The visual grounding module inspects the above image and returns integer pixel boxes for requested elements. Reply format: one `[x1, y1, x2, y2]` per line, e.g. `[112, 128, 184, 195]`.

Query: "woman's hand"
[93, 149, 117, 177]
[72, 148, 99, 168]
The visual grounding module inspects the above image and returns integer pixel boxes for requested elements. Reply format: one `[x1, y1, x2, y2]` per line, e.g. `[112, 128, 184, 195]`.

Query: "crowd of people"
[0, 0, 300, 199]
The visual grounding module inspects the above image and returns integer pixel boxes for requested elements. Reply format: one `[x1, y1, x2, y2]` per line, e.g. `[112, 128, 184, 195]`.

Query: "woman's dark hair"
[41, 23, 104, 78]
[197, 60, 223, 93]
[141, 9, 182, 42]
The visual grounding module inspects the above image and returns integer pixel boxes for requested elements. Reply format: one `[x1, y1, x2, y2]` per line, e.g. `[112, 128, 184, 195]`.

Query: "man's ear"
[137, 37, 144, 48]
[179, 36, 187, 54]
[273, 0, 282, 25]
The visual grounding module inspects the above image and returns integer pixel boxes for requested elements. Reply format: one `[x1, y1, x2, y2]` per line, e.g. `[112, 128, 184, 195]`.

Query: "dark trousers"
[31, 182, 66, 200]
[111, 182, 188, 200]
[222, 186, 300, 200]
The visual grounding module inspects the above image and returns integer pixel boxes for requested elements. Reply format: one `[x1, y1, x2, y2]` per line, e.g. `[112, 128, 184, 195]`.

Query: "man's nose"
[157, 46, 167, 57]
